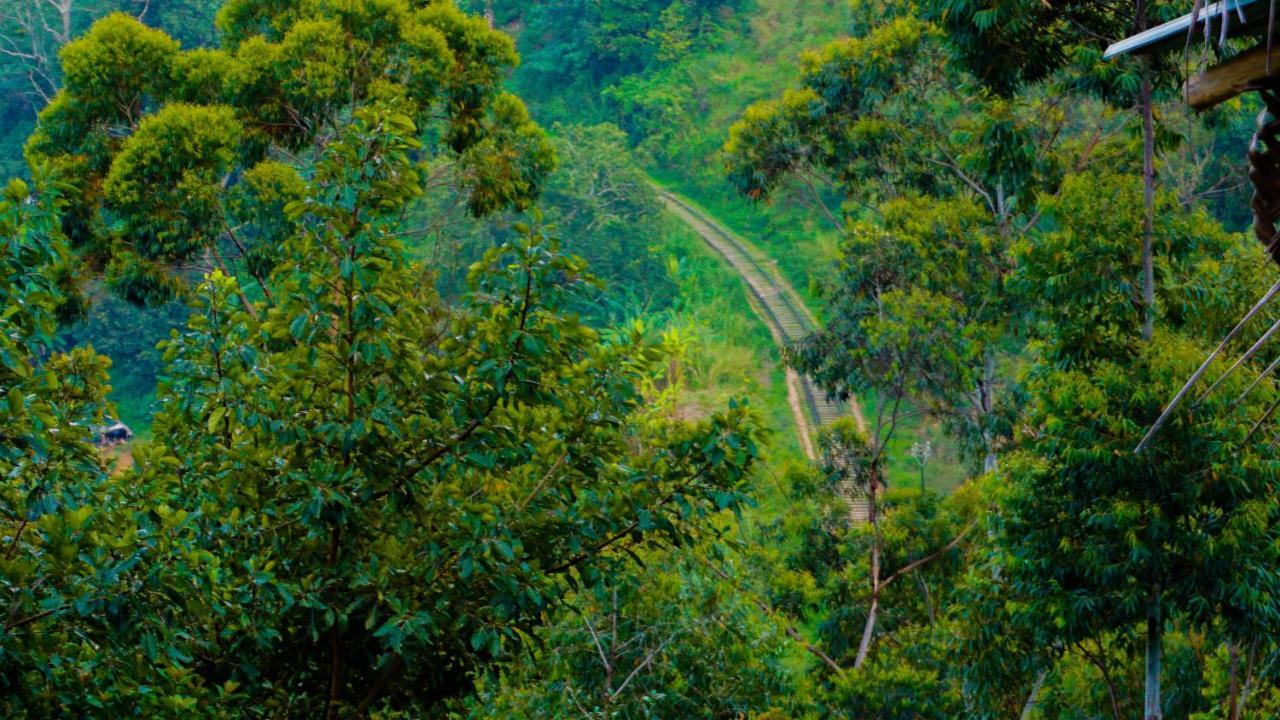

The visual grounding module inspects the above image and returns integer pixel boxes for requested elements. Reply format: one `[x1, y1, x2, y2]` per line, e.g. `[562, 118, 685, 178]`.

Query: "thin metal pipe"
[1135, 277, 1280, 453]
[1247, 393, 1280, 442]
[1230, 353, 1280, 410]
[1193, 314, 1280, 407]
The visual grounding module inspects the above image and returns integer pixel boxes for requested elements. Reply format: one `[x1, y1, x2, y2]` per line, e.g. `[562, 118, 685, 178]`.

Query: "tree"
[110, 103, 761, 716]
[0, 0, 88, 106]
[1002, 170, 1280, 720]
[0, 176, 136, 713]
[920, 0, 1186, 345]
[724, 13, 1078, 472]
[3, 1, 765, 715]
[0, 0, 219, 105]
[490, 0, 737, 129]
[25, 1, 555, 307]
[813, 420, 976, 680]
[433, 123, 675, 324]
[0, 0, 220, 178]
[468, 551, 798, 720]
[726, 7, 1277, 716]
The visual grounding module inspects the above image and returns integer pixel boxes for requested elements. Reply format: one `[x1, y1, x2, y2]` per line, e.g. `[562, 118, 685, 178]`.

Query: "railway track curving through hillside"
[655, 187, 869, 523]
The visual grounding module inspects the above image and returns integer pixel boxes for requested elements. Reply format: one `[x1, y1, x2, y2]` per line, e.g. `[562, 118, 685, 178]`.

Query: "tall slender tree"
[1004, 170, 1280, 720]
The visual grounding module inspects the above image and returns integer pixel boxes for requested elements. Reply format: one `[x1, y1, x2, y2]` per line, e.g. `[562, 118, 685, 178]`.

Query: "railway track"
[656, 188, 869, 523]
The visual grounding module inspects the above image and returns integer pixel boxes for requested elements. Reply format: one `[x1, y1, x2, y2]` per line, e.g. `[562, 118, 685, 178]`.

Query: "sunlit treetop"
[724, 16, 936, 202]
[26, 0, 554, 307]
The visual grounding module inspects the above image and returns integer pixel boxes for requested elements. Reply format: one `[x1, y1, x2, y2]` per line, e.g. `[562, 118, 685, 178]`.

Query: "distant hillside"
[484, 0, 852, 301]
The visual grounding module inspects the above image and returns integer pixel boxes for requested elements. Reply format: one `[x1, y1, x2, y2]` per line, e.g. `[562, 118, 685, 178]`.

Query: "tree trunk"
[326, 524, 343, 720]
[1137, 8, 1162, 715]
[854, 592, 878, 669]
[1145, 585, 1163, 720]
[1139, 41, 1157, 342]
[981, 349, 998, 474]
[914, 573, 935, 625]
[1020, 669, 1049, 720]
[1227, 639, 1241, 720]
[208, 246, 260, 321]
[982, 440, 998, 474]
[58, 0, 72, 45]
[1238, 643, 1260, 717]
[855, 473, 881, 669]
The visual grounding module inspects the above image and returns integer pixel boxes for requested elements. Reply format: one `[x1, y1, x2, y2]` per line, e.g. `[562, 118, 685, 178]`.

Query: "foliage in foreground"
[1, 107, 761, 717]
[10, 0, 1280, 718]
[0, 0, 763, 715]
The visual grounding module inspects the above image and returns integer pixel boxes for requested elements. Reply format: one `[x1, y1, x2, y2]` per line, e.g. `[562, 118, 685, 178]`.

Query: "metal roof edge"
[1104, 0, 1265, 59]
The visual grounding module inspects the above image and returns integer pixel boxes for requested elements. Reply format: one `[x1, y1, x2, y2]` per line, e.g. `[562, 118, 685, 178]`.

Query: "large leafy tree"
[490, 0, 736, 114]
[468, 551, 799, 720]
[0, 0, 221, 178]
[771, 440, 985, 718]
[723, 11, 1098, 473]
[3, 1, 764, 717]
[999, 170, 1280, 720]
[0, 0, 218, 106]
[0, 177, 143, 713]
[120, 105, 759, 716]
[536, 123, 668, 317]
[920, 0, 1188, 340]
[726, 4, 1280, 717]
[2, 71, 762, 720]
[870, 5, 1279, 714]
[25, 0, 554, 308]
[434, 122, 675, 324]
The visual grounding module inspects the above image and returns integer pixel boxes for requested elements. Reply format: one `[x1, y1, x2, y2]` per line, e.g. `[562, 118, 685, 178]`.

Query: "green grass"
[635, 0, 853, 310]
[651, 212, 804, 461]
[651, 166, 841, 313]
[108, 379, 157, 442]
[508, 0, 855, 310]
[648, 205, 833, 676]
[860, 392, 971, 495]
[627, 0, 977, 495]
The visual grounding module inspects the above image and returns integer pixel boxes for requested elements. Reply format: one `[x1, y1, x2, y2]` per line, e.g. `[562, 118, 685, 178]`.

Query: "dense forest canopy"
[5, 0, 1280, 718]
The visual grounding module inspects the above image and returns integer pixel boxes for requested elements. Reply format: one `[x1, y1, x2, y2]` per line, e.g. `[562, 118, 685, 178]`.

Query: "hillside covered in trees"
[5, 0, 1280, 718]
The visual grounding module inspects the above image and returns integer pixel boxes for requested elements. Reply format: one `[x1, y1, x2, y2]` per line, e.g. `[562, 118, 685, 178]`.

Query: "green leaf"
[207, 406, 226, 434]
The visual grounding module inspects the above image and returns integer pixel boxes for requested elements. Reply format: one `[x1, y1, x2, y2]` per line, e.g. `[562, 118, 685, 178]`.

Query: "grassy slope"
[654, 212, 804, 467]
[641, 206, 817, 676]
[634, 0, 967, 492]
[655, 173, 966, 493]
[644, 0, 849, 309]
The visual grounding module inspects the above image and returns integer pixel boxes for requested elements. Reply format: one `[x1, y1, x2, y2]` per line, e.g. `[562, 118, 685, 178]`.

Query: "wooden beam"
[1186, 43, 1280, 111]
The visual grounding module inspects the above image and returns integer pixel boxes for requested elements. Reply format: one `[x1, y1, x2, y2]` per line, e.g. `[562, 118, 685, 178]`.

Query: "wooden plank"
[1185, 42, 1280, 110]
[1104, 0, 1267, 59]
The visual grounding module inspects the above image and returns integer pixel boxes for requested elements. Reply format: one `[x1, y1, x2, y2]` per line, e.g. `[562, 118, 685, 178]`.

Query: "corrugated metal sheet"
[1104, 0, 1269, 59]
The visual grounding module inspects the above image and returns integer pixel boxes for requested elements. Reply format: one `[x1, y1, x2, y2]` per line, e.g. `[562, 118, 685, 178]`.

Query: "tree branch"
[879, 520, 977, 592]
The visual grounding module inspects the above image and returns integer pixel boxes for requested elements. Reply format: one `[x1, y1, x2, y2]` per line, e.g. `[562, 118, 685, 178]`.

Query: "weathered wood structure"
[1108, 0, 1280, 258]
[1107, 1, 1280, 449]
[1184, 43, 1280, 110]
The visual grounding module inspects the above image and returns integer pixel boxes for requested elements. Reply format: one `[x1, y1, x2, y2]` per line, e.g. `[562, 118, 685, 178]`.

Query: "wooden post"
[1186, 43, 1280, 111]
